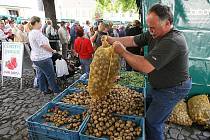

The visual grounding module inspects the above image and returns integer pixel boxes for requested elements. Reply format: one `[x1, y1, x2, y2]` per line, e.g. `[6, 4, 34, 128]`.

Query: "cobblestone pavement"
[0, 69, 210, 140]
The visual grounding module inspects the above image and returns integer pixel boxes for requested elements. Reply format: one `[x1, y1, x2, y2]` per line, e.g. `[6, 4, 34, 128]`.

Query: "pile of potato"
[61, 91, 91, 107]
[86, 97, 142, 140]
[88, 36, 120, 98]
[168, 100, 193, 126]
[188, 95, 210, 125]
[61, 86, 144, 117]
[74, 82, 87, 91]
[108, 85, 144, 116]
[168, 95, 210, 127]
[42, 106, 86, 130]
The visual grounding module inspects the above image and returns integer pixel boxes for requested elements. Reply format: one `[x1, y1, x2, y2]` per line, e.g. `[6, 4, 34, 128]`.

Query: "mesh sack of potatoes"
[188, 95, 210, 125]
[168, 100, 193, 126]
[88, 36, 120, 98]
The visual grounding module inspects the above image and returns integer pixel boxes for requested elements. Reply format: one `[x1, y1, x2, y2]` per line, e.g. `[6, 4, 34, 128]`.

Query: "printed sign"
[2, 42, 24, 78]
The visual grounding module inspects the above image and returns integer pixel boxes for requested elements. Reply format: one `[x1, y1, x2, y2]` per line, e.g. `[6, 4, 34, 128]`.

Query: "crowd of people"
[0, 16, 143, 95]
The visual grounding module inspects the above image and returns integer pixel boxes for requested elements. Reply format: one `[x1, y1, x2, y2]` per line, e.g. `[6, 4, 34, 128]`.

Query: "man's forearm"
[108, 36, 137, 47]
[121, 51, 154, 74]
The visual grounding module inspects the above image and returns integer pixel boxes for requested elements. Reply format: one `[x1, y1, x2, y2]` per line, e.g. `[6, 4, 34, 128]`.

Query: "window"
[8, 10, 19, 17]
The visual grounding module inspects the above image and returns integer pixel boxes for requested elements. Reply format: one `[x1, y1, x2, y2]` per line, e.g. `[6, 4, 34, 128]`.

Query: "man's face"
[0, 23, 4, 29]
[146, 12, 169, 39]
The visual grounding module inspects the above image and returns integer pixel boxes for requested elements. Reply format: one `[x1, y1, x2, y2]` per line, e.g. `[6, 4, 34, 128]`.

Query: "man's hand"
[107, 36, 115, 44]
[113, 41, 127, 56]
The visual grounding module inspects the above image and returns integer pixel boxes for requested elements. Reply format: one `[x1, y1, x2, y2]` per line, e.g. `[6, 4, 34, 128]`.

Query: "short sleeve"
[133, 31, 150, 48]
[35, 32, 48, 47]
[145, 39, 179, 70]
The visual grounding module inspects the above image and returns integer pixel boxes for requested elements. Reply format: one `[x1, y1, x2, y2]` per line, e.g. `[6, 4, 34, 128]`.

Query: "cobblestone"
[181, 128, 191, 137]
[203, 131, 210, 137]
[177, 134, 185, 140]
[0, 127, 10, 135]
[169, 128, 180, 139]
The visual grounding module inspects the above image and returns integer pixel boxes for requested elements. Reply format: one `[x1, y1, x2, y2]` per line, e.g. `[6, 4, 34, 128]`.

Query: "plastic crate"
[51, 88, 89, 109]
[71, 79, 88, 90]
[79, 115, 145, 140]
[79, 73, 88, 80]
[68, 79, 88, 91]
[52, 88, 80, 103]
[26, 102, 88, 140]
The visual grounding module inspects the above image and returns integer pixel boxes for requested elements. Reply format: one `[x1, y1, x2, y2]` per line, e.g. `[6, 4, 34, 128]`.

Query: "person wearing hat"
[58, 21, 69, 59]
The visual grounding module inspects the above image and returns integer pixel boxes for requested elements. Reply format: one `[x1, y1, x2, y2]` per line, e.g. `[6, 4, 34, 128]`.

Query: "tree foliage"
[96, 0, 138, 13]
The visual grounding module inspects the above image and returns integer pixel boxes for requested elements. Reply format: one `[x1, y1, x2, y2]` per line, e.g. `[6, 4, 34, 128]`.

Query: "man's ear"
[166, 20, 171, 27]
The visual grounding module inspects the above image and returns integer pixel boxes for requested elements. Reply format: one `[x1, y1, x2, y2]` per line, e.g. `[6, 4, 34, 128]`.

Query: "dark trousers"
[62, 43, 68, 59]
[146, 78, 192, 140]
[33, 58, 60, 93]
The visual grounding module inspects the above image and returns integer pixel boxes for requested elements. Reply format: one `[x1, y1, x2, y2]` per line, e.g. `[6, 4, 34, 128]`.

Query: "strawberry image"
[6, 62, 15, 70]
[11, 57, 17, 68]
[5, 57, 17, 70]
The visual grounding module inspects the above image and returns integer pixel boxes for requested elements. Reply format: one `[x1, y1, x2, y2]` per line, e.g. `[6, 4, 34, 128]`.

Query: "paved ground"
[0, 68, 209, 140]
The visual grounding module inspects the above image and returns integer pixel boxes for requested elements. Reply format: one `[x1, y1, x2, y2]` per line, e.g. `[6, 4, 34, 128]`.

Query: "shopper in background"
[89, 26, 95, 37]
[107, 4, 192, 140]
[14, 24, 28, 42]
[28, 16, 60, 95]
[66, 22, 71, 36]
[70, 22, 79, 50]
[113, 25, 119, 37]
[83, 20, 91, 38]
[45, 20, 59, 50]
[42, 19, 49, 35]
[108, 22, 114, 37]
[125, 20, 143, 71]
[74, 26, 94, 75]
[118, 25, 126, 37]
[46, 20, 57, 37]
[90, 22, 109, 49]
[66, 22, 71, 50]
[0, 20, 9, 42]
[0, 20, 8, 67]
[58, 21, 69, 59]
[4, 20, 11, 32]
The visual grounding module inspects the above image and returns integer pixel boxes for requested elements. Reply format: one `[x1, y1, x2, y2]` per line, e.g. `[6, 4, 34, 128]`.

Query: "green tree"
[96, 0, 138, 12]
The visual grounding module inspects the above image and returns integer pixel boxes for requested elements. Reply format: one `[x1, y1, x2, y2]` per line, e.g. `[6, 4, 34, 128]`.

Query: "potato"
[88, 37, 120, 98]
[188, 95, 210, 125]
[42, 107, 85, 130]
[168, 100, 193, 126]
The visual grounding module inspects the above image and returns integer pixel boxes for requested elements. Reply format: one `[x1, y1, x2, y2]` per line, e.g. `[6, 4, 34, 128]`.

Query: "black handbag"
[48, 33, 59, 40]
[74, 56, 81, 67]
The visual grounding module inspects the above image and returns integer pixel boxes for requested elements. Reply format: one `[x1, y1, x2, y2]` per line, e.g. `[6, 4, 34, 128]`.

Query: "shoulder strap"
[78, 37, 84, 53]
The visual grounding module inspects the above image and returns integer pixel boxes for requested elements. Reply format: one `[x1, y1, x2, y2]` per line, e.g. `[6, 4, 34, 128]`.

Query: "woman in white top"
[28, 16, 60, 94]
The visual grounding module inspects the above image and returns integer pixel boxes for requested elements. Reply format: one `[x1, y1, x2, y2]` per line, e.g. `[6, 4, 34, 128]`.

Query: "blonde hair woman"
[28, 16, 60, 95]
